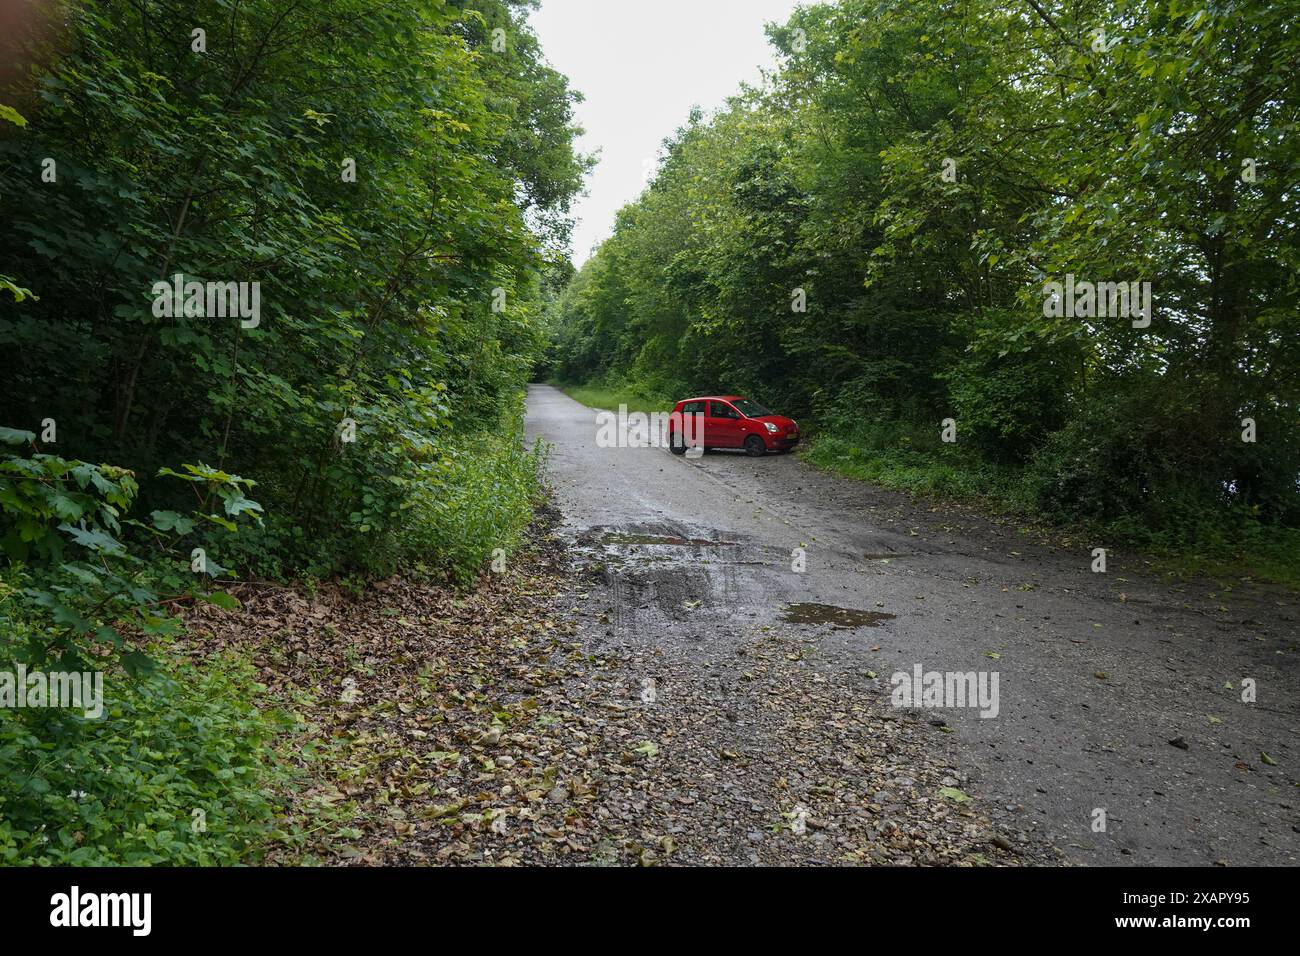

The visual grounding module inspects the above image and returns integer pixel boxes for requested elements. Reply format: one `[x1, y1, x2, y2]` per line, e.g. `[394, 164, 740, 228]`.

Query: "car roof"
[680, 395, 744, 403]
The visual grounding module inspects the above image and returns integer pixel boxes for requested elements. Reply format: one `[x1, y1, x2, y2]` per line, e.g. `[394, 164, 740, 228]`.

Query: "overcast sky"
[530, 0, 804, 266]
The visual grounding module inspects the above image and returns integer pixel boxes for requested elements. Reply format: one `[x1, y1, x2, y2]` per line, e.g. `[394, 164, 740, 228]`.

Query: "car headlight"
[764, 422, 779, 434]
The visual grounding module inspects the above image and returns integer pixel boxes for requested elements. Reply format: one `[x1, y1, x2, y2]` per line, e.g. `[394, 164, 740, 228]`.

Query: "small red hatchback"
[667, 396, 800, 457]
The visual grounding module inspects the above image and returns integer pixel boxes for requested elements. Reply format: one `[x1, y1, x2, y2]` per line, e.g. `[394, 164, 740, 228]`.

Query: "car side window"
[710, 402, 739, 419]
[680, 401, 705, 416]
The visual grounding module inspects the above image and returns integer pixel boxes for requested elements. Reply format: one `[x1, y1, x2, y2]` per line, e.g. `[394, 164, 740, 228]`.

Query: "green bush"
[0, 639, 293, 866]
[1019, 408, 1160, 525]
[944, 339, 1071, 462]
[0, 430, 261, 673]
[1018, 389, 1227, 530]
[805, 426, 1007, 501]
[396, 400, 548, 584]
[0, 430, 291, 865]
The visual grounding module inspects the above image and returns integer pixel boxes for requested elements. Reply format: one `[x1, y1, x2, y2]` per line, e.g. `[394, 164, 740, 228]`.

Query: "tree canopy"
[2, 0, 587, 576]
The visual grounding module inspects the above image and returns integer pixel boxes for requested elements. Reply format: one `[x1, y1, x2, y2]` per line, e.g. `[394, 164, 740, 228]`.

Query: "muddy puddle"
[781, 602, 897, 629]
[600, 532, 735, 547]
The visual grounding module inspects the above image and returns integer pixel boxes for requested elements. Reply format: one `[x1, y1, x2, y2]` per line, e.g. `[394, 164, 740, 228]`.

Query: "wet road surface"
[525, 384, 1298, 865]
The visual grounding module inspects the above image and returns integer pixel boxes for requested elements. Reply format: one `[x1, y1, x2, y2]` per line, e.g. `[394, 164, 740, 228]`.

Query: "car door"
[677, 400, 706, 449]
[707, 400, 743, 448]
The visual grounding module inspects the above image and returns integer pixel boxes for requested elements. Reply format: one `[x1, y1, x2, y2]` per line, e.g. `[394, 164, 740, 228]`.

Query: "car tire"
[669, 432, 687, 455]
[744, 435, 766, 457]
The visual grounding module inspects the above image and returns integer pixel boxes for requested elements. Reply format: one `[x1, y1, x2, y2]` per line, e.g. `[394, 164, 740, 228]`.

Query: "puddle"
[780, 602, 896, 629]
[600, 533, 734, 547]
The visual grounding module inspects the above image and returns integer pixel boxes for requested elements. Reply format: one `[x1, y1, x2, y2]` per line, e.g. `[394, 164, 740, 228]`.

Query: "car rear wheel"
[744, 435, 766, 457]
[669, 431, 687, 455]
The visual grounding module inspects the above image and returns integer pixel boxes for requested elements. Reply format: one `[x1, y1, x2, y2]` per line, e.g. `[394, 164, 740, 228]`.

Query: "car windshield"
[732, 398, 772, 418]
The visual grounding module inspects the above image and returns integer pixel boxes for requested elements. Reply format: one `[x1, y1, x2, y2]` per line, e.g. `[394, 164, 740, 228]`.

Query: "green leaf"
[94, 625, 124, 647]
[221, 494, 264, 519]
[120, 650, 157, 678]
[0, 104, 27, 127]
[203, 591, 241, 611]
[57, 522, 125, 555]
[0, 427, 36, 446]
[150, 510, 196, 534]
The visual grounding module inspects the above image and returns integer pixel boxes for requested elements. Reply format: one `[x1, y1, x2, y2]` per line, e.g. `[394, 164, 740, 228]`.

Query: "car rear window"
[679, 401, 706, 415]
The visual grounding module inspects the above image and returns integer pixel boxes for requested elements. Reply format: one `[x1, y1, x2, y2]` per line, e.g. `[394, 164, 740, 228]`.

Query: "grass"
[1131, 519, 1300, 590]
[803, 433, 1014, 501]
[803, 431, 1300, 590]
[552, 381, 670, 415]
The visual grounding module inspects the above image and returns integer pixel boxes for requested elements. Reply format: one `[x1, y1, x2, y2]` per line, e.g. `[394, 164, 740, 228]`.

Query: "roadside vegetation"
[553, 381, 672, 416]
[543, 0, 1300, 586]
[0, 0, 583, 864]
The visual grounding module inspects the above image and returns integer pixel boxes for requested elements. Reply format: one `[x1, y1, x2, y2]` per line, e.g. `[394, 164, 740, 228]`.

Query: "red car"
[667, 396, 800, 457]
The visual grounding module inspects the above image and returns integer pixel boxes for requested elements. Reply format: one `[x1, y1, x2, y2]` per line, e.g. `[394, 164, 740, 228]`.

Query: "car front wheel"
[744, 435, 766, 457]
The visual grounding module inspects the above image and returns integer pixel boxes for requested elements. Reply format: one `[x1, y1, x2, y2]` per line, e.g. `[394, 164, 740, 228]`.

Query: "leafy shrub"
[1019, 387, 1230, 529]
[396, 401, 549, 583]
[0, 640, 293, 866]
[0, 428, 289, 865]
[213, 395, 547, 583]
[1019, 389, 1299, 573]
[805, 426, 1007, 501]
[0, 428, 260, 675]
[944, 340, 1072, 462]
[1019, 410, 1159, 525]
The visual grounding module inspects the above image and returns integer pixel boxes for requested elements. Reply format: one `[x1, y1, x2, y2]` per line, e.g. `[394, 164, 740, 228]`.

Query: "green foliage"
[944, 326, 1073, 462]
[805, 426, 1007, 501]
[0, 642, 293, 866]
[397, 401, 549, 584]
[0, 0, 584, 581]
[1021, 397, 1170, 526]
[0, 0, 583, 868]
[0, 439, 288, 866]
[0, 435, 260, 675]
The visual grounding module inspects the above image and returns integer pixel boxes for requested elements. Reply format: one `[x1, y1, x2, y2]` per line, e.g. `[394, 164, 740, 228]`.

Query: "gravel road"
[525, 384, 1298, 866]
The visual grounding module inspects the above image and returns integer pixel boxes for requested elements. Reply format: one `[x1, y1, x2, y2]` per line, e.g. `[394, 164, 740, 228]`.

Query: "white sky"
[530, 0, 804, 265]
